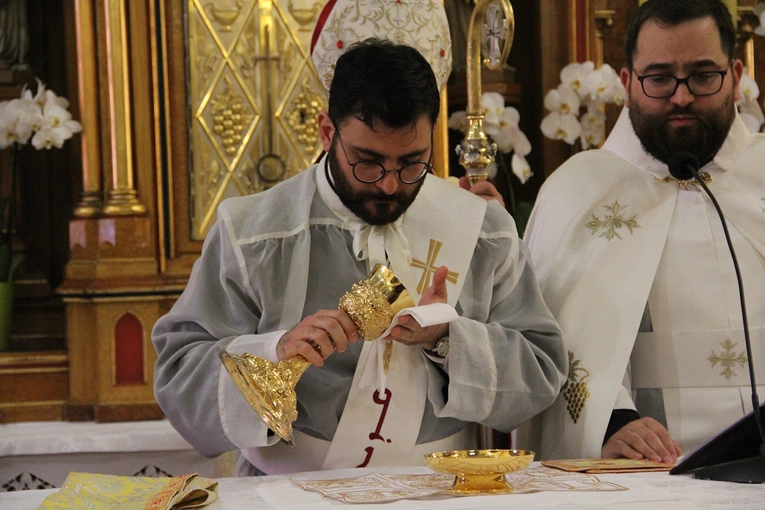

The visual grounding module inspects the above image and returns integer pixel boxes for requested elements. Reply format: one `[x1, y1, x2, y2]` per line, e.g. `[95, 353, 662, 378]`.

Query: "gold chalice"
[219, 263, 414, 445]
[424, 449, 534, 494]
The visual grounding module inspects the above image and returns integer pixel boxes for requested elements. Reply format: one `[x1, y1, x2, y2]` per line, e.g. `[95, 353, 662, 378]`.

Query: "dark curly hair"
[328, 38, 440, 131]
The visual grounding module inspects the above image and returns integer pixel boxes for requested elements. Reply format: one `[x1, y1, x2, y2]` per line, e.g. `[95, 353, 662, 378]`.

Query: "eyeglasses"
[334, 129, 433, 185]
[635, 69, 728, 99]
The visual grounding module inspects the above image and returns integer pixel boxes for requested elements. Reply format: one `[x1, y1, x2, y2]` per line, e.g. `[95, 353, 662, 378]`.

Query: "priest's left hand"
[601, 417, 681, 464]
[386, 265, 449, 350]
[459, 176, 505, 208]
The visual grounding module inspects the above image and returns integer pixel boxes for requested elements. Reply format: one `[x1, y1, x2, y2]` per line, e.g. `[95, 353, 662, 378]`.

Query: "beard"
[629, 93, 735, 168]
[328, 143, 423, 226]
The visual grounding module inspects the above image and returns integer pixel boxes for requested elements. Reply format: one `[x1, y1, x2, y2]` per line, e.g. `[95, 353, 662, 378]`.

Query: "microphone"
[667, 151, 765, 483]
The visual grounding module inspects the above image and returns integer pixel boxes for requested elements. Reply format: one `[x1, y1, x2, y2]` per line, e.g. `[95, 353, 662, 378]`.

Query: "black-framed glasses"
[635, 69, 728, 99]
[334, 129, 433, 185]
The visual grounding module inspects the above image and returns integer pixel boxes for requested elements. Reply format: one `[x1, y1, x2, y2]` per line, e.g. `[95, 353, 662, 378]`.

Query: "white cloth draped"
[519, 107, 765, 459]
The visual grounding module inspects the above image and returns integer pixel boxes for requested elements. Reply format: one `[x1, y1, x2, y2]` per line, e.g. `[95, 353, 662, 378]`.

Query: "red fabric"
[310, 0, 339, 55]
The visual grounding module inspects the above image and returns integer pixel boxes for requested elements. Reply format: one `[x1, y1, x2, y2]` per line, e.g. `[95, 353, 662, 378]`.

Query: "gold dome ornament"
[219, 263, 414, 445]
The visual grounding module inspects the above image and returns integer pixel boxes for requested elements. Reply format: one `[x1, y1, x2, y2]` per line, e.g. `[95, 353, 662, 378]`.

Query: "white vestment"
[519, 108, 765, 459]
[153, 156, 567, 474]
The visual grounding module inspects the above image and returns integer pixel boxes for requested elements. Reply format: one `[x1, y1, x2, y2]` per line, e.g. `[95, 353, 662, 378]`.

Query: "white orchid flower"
[447, 110, 468, 133]
[580, 124, 605, 150]
[737, 70, 760, 104]
[0, 98, 36, 146]
[481, 92, 505, 128]
[486, 105, 523, 153]
[544, 85, 581, 115]
[45, 89, 70, 110]
[737, 69, 764, 131]
[580, 108, 606, 130]
[31, 126, 68, 149]
[540, 111, 581, 145]
[756, 3, 765, 36]
[560, 61, 595, 99]
[42, 100, 82, 136]
[511, 152, 533, 184]
[583, 63, 626, 105]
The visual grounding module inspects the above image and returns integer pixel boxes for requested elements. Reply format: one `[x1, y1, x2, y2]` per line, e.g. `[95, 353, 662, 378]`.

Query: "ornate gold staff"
[456, 0, 515, 187]
[219, 263, 414, 445]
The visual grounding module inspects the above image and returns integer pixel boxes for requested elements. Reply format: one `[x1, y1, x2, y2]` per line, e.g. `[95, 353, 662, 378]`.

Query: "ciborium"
[219, 263, 414, 445]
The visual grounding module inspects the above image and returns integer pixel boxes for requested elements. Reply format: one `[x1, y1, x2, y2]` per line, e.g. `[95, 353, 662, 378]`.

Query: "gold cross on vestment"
[410, 239, 459, 294]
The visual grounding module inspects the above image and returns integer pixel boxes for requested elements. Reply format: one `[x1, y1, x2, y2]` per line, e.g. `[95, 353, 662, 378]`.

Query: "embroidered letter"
[356, 447, 374, 468]
[368, 389, 393, 442]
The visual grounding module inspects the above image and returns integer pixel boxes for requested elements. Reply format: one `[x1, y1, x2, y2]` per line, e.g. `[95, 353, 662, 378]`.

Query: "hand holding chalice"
[219, 263, 414, 445]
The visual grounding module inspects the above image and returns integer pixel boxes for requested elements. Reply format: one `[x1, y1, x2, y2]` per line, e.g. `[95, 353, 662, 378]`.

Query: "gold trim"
[102, 0, 148, 216]
[434, 92, 450, 178]
[658, 171, 713, 190]
[73, 0, 104, 218]
[153, 0, 172, 273]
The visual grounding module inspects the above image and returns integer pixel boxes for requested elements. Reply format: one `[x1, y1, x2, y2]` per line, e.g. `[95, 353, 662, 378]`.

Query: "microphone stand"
[679, 158, 765, 483]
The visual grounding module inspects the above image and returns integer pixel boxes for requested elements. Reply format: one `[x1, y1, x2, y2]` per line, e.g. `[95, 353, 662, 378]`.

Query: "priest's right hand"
[601, 417, 681, 464]
[277, 310, 359, 367]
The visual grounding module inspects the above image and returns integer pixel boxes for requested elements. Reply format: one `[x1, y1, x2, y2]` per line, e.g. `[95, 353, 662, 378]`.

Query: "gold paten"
[220, 263, 412, 445]
[456, 0, 515, 185]
[424, 449, 535, 494]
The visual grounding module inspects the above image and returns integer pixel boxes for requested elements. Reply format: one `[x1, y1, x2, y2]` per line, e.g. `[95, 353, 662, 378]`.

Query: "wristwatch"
[430, 335, 450, 358]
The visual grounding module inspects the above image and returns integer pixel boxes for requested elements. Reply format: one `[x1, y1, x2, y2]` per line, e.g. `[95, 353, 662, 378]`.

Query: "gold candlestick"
[220, 263, 413, 445]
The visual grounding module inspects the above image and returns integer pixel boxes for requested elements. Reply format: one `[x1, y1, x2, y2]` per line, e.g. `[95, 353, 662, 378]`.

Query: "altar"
[0, 463, 761, 509]
[0, 419, 223, 491]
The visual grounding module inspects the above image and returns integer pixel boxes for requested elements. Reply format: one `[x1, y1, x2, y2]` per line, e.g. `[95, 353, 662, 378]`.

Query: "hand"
[601, 417, 682, 464]
[386, 265, 449, 350]
[458, 176, 505, 208]
[277, 309, 359, 367]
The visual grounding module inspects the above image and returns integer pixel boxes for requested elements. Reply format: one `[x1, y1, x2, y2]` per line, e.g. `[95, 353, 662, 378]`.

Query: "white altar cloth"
[0, 463, 761, 509]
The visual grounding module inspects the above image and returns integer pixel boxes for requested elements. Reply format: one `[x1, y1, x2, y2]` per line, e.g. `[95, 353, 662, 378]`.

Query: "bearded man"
[151, 37, 566, 476]
[519, 0, 765, 463]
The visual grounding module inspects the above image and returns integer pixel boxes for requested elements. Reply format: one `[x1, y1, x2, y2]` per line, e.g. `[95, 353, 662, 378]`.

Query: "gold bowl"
[424, 449, 535, 494]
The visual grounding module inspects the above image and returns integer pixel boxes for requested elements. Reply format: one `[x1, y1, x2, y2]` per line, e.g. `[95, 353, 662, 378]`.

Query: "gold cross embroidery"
[708, 338, 748, 380]
[410, 239, 459, 294]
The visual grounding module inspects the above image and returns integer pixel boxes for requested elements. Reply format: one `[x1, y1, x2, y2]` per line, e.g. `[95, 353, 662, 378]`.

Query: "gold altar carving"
[186, 0, 327, 240]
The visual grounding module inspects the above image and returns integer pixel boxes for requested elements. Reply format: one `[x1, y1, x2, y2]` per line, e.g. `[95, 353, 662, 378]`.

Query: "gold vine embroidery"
[708, 338, 747, 380]
[586, 201, 641, 241]
[562, 351, 590, 423]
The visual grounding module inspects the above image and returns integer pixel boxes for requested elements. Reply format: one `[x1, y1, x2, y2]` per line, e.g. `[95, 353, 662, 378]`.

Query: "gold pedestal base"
[219, 351, 310, 445]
